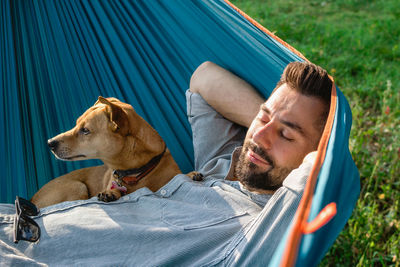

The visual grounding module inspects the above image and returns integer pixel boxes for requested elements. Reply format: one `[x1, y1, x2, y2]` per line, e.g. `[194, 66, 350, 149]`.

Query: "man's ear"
[97, 96, 128, 132]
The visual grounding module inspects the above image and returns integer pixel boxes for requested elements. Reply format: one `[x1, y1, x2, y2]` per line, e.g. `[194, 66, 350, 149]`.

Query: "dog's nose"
[48, 139, 59, 151]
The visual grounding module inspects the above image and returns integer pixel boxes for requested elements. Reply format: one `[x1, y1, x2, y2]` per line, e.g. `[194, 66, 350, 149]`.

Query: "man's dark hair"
[275, 61, 333, 133]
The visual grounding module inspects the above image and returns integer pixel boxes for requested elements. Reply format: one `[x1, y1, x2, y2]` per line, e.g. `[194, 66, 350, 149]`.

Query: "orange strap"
[302, 203, 337, 234]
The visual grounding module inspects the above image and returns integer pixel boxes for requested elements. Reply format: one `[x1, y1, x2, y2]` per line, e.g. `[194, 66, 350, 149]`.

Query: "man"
[0, 61, 332, 265]
[190, 61, 331, 194]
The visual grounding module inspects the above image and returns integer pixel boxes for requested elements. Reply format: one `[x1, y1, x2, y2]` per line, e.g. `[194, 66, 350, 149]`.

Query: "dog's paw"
[97, 189, 121, 202]
[186, 171, 204, 181]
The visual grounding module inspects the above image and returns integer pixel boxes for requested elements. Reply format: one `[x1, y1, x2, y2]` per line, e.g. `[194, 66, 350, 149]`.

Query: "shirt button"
[160, 189, 167, 196]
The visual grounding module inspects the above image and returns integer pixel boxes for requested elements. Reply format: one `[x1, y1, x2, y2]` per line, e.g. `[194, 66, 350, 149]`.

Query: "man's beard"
[234, 141, 291, 191]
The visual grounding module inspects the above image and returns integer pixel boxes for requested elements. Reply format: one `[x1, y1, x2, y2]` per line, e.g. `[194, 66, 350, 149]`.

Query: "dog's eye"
[80, 128, 91, 135]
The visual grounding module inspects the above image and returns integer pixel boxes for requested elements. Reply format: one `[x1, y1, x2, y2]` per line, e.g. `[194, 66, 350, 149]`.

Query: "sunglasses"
[13, 196, 41, 244]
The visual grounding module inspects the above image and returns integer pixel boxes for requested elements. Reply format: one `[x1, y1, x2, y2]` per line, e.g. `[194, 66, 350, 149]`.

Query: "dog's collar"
[112, 146, 166, 185]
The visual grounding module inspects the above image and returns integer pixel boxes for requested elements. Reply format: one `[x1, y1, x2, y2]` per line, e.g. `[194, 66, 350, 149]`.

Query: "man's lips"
[247, 149, 270, 167]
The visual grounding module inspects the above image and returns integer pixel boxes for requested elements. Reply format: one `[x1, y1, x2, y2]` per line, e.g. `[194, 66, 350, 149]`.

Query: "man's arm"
[189, 61, 265, 128]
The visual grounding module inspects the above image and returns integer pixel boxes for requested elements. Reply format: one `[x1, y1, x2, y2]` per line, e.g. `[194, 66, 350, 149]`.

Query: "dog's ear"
[97, 96, 128, 133]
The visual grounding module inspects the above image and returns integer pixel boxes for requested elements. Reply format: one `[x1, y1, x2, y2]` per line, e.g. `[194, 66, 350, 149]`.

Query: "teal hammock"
[1, 0, 359, 266]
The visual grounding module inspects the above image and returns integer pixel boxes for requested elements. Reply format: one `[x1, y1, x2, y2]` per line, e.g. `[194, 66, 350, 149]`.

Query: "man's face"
[235, 83, 326, 192]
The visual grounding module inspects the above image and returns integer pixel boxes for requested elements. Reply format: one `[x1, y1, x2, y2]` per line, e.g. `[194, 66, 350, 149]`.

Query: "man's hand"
[189, 61, 265, 128]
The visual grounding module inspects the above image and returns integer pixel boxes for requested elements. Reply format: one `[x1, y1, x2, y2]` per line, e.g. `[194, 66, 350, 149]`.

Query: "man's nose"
[252, 123, 275, 149]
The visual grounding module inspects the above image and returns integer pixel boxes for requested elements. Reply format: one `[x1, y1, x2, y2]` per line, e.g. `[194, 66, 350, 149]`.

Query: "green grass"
[230, 0, 400, 265]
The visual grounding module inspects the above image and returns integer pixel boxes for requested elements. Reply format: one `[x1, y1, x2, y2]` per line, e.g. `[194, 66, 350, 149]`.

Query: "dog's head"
[48, 96, 133, 161]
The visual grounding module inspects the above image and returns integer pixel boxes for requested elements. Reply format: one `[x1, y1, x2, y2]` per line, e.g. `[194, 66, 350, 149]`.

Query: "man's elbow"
[189, 61, 217, 94]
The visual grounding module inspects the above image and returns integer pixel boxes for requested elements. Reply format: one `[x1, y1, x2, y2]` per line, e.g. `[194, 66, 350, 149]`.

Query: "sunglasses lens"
[18, 217, 39, 242]
[15, 215, 40, 243]
[17, 197, 39, 216]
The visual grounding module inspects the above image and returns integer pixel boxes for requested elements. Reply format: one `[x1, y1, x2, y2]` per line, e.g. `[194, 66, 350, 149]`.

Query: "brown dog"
[31, 96, 186, 208]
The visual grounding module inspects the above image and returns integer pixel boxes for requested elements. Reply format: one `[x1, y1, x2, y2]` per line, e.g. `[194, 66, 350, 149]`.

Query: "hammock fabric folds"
[0, 0, 359, 265]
